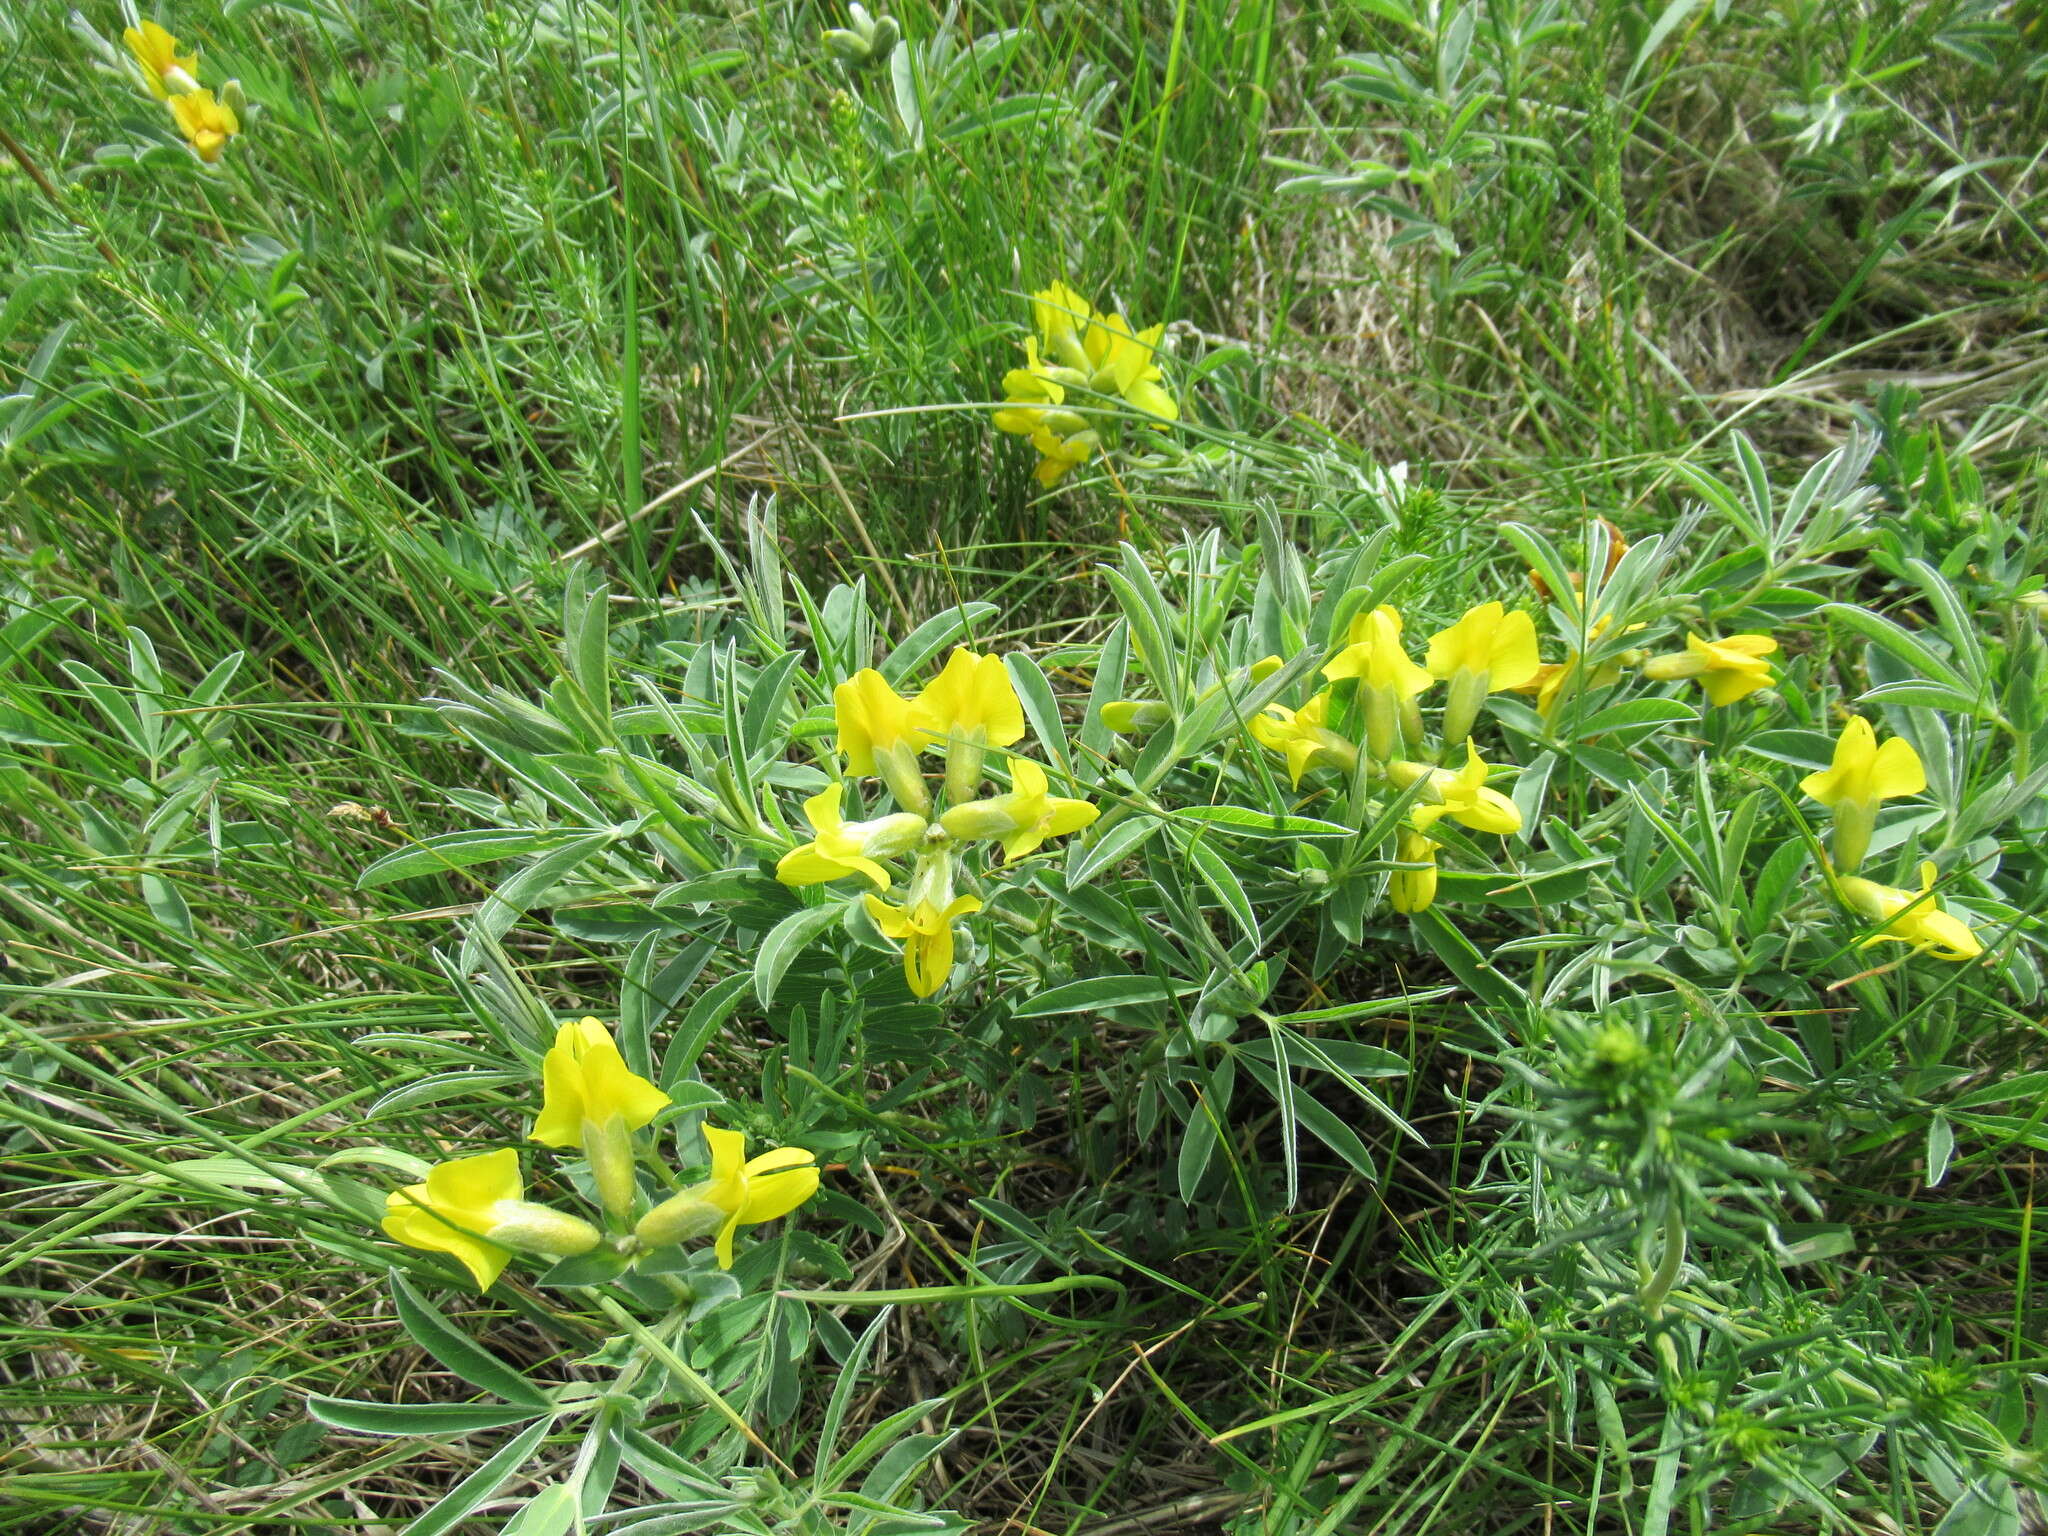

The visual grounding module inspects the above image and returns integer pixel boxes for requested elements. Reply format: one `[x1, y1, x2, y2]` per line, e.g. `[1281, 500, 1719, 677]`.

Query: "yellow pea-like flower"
[635, 1124, 821, 1269]
[835, 668, 931, 815]
[1640, 633, 1778, 706]
[939, 758, 1099, 862]
[1032, 282, 1096, 374]
[123, 19, 199, 100]
[1388, 741, 1523, 836]
[1249, 690, 1358, 788]
[169, 89, 240, 163]
[1799, 716, 1926, 872]
[1425, 602, 1542, 748]
[863, 856, 984, 999]
[382, 1149, 602, 1291]
[1389, 826, 1441, 914]
[531, 1018, 671, 1225]
[1323, 605, 1433, 760]
[911, 648, 1028, 802]
[1835, 863, 1982, 963]
[775, 782, 927, 890]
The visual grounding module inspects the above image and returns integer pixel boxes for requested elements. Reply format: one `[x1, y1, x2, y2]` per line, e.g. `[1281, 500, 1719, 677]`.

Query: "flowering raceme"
[1251, 691, 1360, 787]
[169, 88, 240, 162]
[836, 668, 931, 815]
[123, 19, 199, 99]
[1426, 602, 1541, 746]
[1323, 605, 1432, 761]
[913, 648, 1027, 802]
[995, 282, 1177, 487]
[775, 782, 927, 890]
[939, 757, 1099, 862]
[1387, 742, 1523, 836]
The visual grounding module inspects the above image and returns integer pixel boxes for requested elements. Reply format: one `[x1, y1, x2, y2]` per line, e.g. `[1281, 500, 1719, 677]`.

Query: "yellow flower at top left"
[124, 19, 199, 99]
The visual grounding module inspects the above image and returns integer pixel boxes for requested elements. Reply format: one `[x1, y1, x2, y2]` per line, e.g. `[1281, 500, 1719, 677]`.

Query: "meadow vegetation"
[2, 0, 2046, 1531]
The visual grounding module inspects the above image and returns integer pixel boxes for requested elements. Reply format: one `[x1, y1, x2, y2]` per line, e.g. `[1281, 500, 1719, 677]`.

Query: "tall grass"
[2, 0, 2044, 1531]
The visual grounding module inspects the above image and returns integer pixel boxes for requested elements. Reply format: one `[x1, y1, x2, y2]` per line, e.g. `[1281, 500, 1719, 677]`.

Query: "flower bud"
[487, 1202, 605, 1258]
[634, 1184, 728, 1248]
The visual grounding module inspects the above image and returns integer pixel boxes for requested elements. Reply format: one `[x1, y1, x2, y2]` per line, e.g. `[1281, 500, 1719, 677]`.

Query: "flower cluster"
[381, 1017, 818, 1289]
[993, 281, 1178, 486]
[1231, 601, 1535, 915]
[119, 17, 244, 163]
[778, 648, 1099, 995]
[1223, 586, 1979, 960]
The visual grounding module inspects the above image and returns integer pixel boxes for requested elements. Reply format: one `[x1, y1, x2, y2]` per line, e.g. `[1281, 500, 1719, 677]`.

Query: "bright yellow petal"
[579, 1043, 670, 1132]
[737, 1147, 821, 1224]
[864, 893, 911, 938]
[701, 1125, 747, 1203]
[1867, 735, 1926, 800]
[1486, 610, 1541, 691]
[382, 1189, 509, 1290]
[1043, 797, 1099, 838]
[531, 1040, 588, 1147]
[713, 1208, 743, 1269]
[1699, 666, 1771, 706]
[905, 921, 955, 996]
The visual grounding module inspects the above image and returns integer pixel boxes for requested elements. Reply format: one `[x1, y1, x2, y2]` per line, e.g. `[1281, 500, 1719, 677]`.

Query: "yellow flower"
[1835, 863, 1982, 963]
[123, 19, 199, 100]
[1082, 313, 1178, 422]
[1387, 741, 1522, 836]
[1799, 716, 1925, 872]
[1639, 633, 1778, 706]
[531, 1018, 671, 1224]
[1249, 690, 1358, 788]
[1425, 602, 1542, 747]
[634, 1124, 821, 1269]
[1323, 605, 1433, 760]
[775, 782, 926, 890]
[939, 757, 1099, 861]
[911, 648, 1028, 802]
[865, 858, 983, 998]
[1027, 423, 1100, 486]
[382, 1149, 602, 1291]
[1032, 282, 1095, 373]
[835, 668, 930, 814]
[992, 339, 1088, 436]
[1389, 826, 1441, 914]
[170, 88, 240, 163]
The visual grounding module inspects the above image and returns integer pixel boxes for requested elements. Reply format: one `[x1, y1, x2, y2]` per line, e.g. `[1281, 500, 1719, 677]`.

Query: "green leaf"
[1183, 834, 1260, 945]
[402, 1417, 558, 1536]
[459, 830, 618, 970]
[1004, 651, 1072, 781]
[1067, 814, 1164, 886]
[390, 1273, 552, 1409]
[1172, 805, 1352, 839]
[357, 830, 584, 888]
[501, 1482, 582, 1536]
[1012, 976, 1201, 1017]
[305, 1396, 543, 1436]
[756, 900, 849, 1008]
[881, 603, 1000, 683]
